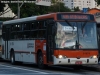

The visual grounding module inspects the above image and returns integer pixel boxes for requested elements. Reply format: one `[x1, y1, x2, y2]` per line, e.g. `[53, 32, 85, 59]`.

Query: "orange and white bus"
[0, 21, 2, 58]
[1, 12, 98, 68]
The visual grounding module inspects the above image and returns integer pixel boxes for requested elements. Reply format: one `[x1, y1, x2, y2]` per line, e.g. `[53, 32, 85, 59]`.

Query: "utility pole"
[17, 0, 25, 19]
[17, 0, 19, 18]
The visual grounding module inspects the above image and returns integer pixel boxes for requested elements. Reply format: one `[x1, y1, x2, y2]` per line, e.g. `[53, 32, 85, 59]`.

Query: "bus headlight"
[93, 55, 97, 58]
[58, 55, 67, 59]
[90, 55, 97, 59]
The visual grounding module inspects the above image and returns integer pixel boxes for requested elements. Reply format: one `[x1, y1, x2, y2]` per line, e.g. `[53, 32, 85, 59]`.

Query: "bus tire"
[37, 52, 45, 69]
[98, 57, 100, 62]
[10, 51, 15, 65]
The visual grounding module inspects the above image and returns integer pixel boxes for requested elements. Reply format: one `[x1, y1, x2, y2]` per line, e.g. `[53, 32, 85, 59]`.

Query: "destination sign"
[57, 14, 94, 20]
[62, 15, 88, 19]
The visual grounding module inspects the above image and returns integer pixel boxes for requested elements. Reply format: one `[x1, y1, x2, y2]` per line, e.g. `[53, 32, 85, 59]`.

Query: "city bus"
[97, 23, 100, 62]
[1, 12, 98, 69]
[0, 21, 2, 58]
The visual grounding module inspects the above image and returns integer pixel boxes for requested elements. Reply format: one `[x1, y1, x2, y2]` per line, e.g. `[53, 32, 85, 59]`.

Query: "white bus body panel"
[1, 40, 11, 59]
[53, 56, 98, 65]
[2, 40, 36, 63]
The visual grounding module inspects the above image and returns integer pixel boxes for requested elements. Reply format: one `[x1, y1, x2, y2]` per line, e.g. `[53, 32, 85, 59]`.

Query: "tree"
[73, 7, 80, 12]
[0, 2, 5, 12]
[95, 0, 100, 5]
[8, 3, 49, 18]
[51, 0, 56, 4]
[8, 0, 71, 18]
[48, 1, 71, 13]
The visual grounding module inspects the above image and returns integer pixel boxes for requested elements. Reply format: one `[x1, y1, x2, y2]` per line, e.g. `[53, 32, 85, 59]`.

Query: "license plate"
[75, 61, 82, 64]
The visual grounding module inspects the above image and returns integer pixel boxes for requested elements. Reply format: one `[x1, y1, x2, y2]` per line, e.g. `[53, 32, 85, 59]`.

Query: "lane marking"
[0, 68, 15, 69]
[0, 64, 48, 74]
[0, 74, 48, 75]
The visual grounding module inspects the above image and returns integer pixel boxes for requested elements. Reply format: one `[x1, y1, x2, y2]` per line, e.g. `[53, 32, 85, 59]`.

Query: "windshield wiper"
[65, 20, 74, 30]
[81, 20, 88, 33]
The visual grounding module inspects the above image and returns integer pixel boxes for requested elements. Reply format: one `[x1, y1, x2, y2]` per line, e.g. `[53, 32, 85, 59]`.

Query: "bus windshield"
[55, 21, 98, 49]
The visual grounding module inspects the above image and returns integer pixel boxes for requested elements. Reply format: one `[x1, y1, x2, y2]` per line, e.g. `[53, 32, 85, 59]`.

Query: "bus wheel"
[10, 51, 15, 65]
[37, 52, 44, 69]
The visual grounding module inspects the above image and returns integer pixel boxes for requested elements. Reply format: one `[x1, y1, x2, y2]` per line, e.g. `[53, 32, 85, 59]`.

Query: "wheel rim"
[11, 55, 14, 63]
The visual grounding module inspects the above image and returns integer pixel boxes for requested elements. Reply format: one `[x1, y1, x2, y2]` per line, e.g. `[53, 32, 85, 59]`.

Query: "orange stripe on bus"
[37, 13, 56, 20]
[54, 50, 98, 58]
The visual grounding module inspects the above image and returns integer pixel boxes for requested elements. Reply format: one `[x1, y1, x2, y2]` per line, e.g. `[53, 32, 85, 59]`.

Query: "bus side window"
[18, 24, 23, 39]
[29, 21, 46, 39]
[30, 21, 37, 30]
[39, 30, 43, 38]
[2, 26, 6, 40]
[30, 21, 38, 39]
[11, 24, 16, 40]
[23, 23, 30, 39]
[38, 21, 46, 39]
[38, 30, 46, 38]
[30, 22, 33, 38]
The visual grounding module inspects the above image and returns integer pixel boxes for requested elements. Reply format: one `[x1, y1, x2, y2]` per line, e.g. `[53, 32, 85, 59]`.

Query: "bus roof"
[3, 16, 37, 25]
[3, 13, 55, 25]
[3, 12, 94, 25]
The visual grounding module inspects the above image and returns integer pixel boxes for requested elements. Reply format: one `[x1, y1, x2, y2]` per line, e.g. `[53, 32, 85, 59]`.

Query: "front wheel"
[37, 52, 47, 69]
[98, 57, 100, 63]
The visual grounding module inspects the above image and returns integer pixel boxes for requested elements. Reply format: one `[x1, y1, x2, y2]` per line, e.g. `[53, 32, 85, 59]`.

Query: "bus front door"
[46, 25, 53, 63]
[5, 28, 10, 59]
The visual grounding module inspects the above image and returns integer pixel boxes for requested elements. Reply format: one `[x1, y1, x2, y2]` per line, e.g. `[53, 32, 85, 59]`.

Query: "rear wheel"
[10, 51, 15, 65]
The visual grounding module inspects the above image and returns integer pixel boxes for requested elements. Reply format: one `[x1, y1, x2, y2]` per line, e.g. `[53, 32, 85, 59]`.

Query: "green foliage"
[48, 2, 71, 12]
[73, 7, 80, 12]
[95, 0, 100, 5]
[0, 2, 5, 12]
[7, 0, 71, 18]
[0, 17, 13, 21]
[8, 3, 49, 18]
[8, 3, 18, 15]
[51, 0, 57, 4]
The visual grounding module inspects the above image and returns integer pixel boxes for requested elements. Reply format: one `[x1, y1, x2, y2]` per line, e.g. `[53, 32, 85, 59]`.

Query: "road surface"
[0, 61, 100, 75]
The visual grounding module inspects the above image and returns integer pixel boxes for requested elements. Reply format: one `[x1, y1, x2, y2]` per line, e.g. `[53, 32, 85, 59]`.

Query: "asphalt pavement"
[0, 64, 79, 75]
[0, 61, 100, 75]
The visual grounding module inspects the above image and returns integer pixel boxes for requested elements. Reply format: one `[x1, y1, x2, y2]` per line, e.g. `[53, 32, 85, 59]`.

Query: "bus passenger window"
[33, 21, 38, 29]
[31, 22, 34, 30]
[11, 25, 14, 31]
[30, 22, 37, 30]
[23, 23, 30, 30]
[34, 31, 38, 38]
[39, 31, 43, 38]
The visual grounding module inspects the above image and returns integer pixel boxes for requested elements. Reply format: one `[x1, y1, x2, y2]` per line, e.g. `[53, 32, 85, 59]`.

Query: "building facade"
[55, 0, 97, 10]
[64, 0, 97, 10]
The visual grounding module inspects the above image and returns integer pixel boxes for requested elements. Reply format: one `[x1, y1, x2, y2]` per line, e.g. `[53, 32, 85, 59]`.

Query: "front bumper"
[53, 56, 98, 65]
